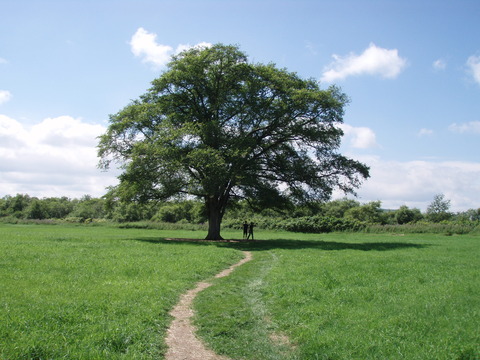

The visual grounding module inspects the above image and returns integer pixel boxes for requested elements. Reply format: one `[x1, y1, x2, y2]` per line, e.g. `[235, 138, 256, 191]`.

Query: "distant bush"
[365, 221, 480, 235]
[117, 221, 207, 231]
[221, 217, 286, 231]
[283, 216, 366, 233]
[0, 215, 20, 224]
[222, 215, 366, 233]
[0, 217, 57, 225]
[2, 194, 479, 235]
[64, 217, 86, 223]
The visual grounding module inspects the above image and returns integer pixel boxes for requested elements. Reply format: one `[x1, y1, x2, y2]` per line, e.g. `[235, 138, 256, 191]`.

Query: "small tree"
[45, 197, 75, 219]
[25, 199, 49, 220]
[71, 196, 106, 220]
[1, 194, 32, 218]
[322, 198, 360, 218]
[426, 194, 452, 222]
[345, 200, 383, 224]
[98, 44, 370, 239]
[455, 208, 480, 222]
[395, 205, 423, 224]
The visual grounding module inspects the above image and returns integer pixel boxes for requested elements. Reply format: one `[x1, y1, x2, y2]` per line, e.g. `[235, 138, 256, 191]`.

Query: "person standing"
[243, 220, 249, 239]
[247, 222, 255, 240]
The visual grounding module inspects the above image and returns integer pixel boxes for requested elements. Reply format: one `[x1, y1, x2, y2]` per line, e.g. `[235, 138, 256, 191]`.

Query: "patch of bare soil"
[165, 250, 253, 360]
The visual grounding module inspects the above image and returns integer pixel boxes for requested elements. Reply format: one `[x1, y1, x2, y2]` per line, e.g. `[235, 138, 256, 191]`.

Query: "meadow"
[196, 232, 480, 359]
[0, 224, 242, 359]
[1, 224, 479, 359]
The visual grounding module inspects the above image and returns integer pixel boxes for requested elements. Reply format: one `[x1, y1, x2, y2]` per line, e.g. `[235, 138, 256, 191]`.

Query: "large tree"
[98, 44, 369, 239]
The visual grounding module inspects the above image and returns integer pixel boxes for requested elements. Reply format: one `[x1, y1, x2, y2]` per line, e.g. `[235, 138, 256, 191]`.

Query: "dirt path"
[165, 250, 253, 360]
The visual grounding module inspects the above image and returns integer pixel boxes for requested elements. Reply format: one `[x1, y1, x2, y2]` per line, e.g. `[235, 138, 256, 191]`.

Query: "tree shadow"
[133, 237, 428, 252]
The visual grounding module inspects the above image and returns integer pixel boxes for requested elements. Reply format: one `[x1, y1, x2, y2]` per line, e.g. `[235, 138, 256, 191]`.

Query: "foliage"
[106, 201, 153, 222]
[0, 194, 32, 218]
[283, 215, 366, 233]
[366, 221, 480, 235]
[454, 207, 480, 222]
[321, 197, 360, 218]
[426, 193, 452, 222]
[24, 199, 50, 220]
[0, 194, 96, 221]
[344, 200, 384, 224]
[395, 205, 423, 224]
[69, 195, 106, 220]
[98, 44, 370, 239]
[0, 194, 104, 221]
[151, 200, 206, 223]
[1, 193, 479, 234]
[116, 221, 207, 232]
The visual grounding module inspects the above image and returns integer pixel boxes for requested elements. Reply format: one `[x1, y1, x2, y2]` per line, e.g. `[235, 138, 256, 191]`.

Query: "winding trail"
[165, 250, 253, 360]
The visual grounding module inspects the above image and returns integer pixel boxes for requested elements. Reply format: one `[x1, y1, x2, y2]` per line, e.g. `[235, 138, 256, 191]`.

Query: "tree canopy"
[426, 193, 452, 222]
[98, 44, 370, 239]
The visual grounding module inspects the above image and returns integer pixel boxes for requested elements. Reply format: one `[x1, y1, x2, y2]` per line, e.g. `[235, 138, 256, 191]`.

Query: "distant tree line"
[0, 194, 105, 222]
[1, 193, 479, 233]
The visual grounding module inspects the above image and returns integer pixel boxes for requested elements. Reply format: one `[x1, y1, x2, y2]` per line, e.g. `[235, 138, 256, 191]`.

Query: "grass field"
[0, 224, 242, 359]
[195, 232, 480, 360]
[1, 224, 479, 359]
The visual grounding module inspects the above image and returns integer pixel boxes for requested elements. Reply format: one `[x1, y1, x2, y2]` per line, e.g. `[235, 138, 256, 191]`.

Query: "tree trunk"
[205, 197, 224, 240]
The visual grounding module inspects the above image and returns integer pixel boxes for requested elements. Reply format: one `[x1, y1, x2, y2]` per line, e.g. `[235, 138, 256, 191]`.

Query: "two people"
[243, 220, 255, 240]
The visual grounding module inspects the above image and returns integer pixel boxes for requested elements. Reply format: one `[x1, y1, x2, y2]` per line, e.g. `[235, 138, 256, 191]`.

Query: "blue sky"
[1, 0, 479, 211]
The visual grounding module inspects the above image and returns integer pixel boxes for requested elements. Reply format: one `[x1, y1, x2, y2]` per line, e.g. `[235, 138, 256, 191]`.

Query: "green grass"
[195, 232, 480, 359]
[2, 225, 479, 359]
[0, 224, 242, 359]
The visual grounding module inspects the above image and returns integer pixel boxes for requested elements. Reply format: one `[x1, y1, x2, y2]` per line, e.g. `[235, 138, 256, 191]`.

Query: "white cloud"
[0, 57, 6, 64]
[0, 115, 118, 198]
[466, 55, 480, 84]
[174, 42, 212, 55]
[417, 128, 434, 137]
[339, 124, 378, 149]
[129, 27, 211, 69]
[333, 156, 480, 211]
[449, 121, 480, 134]
[321, 43, 407, 82]
[433, 59, 446, 71]
[0, 90, 12, 105]
[129, 27, 173, 69]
